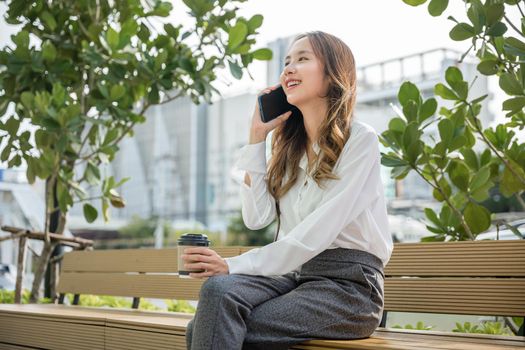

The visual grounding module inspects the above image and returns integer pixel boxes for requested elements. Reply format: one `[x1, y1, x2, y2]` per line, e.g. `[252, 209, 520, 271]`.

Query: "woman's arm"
[234, 140, 278, 230]
[226, 126, 384, 276]
[235, 85, 292, 230]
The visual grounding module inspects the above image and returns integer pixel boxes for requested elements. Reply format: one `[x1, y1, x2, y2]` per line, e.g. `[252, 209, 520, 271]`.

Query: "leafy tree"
[381, 0, 525, 241]
[0, 0, 272, 302]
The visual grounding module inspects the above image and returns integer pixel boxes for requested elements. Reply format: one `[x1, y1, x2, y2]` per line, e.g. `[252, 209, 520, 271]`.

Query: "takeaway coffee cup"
[177, 233, 210, 278]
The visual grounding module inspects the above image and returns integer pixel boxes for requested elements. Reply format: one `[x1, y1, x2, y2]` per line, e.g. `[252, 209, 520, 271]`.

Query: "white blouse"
[225, 120, 393, 276]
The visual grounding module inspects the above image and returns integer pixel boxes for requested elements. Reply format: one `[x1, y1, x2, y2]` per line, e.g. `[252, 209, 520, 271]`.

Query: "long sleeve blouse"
[225, 120, 393, 276]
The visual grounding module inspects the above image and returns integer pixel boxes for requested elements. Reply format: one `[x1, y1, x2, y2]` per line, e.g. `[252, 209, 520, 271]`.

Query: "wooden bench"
[0, 240, 524, 349]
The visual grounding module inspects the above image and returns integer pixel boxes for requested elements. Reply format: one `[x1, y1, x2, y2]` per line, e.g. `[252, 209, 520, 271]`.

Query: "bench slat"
[0, 313, 105, 350]
[385, 240, 525, 277]
[62, 247, 242, 273]
[57, 272, 205, 300]
[242, 241, 525, 277]
[384, 278, 525, 316]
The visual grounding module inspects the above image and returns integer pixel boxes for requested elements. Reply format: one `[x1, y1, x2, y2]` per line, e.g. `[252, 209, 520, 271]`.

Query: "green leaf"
[388, 117, 407, 132]
[435, 83, 457, 100]
[164, 23, 180, 39]
[433, 176, 452, 201]
[464, 202, 491, 234]
[440, 204, 460, 229]
[486, 3, 504, 26]
[403, 0, 427, 5]
[419, 98, 437, 122]
[477, 60, 499, 75]
[425, 208, 444, 229]
[110, 85, 126, 101]
[179, 57, 194, 73]
[52, 83, 66, 106]
[252, 48, 272, 60]
[149, 1, 172, 17]
[106, 28, 119, 51]
[502, 96, 525, 114]
[461, 148, 478, 170]
[450, 23, 475, 41]
[499, 73, 523, 96]
[504, 37, 525, 56]
[471, 94, 488, 104]
[438, 118, 453, 147]
[5, 117, 20, 136]
[381, 153, 409, 167]
[228, 22, 248, 50]
[102, 198, 110, 222]
[391, 165, 411, 179]
[83, 203, 98, 223]
[470, 181, 492, 202]
[109, 189, 126, 208]
[42, 40, 57, 62]
[228, 59, 243, 79]
[470, 166, 491, 192]
[480, 149, 491, 166]
[0, 145, 10, 162]
[247, 14, 264, 31]
[500, 161, 525, 197]
[445, 66, 463, 85]
[12, 30, 29, 49]
[487, 22, 507, 36]
[182, 0, 213, 17]
[449, 160, 470, 191]
[449, 135, 466, 151]
[40, 11, 57, 31]
[148, 85, 159, 104]
[20, 92, 33, 109]
[467, 0, 485, 32]
[402, 100, 418, 123]
[85, 162, 101, 185]
[26, 158, 36, 184]
[428, 0, 448, 16]
[398, 82, 421, 107]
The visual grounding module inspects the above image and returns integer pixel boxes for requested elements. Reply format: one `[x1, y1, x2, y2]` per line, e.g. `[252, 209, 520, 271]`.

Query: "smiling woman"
[183, 31, 393, 350]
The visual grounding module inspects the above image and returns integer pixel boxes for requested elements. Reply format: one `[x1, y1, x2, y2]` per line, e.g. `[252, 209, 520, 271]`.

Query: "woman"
[182, 30, 393, 350]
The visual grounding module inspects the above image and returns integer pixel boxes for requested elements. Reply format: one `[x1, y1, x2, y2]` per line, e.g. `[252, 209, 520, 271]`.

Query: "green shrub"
[392, 321, 434, 331]
[64, 294, 162, 311]
[2, 289, 195, 314]
[453, 321, 513, 336]
[166, 299, 196, 314]
[0, 289, 52, 304]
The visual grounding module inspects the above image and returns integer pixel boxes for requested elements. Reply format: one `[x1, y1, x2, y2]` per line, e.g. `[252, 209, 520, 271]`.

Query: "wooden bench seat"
[0, 241, 524, 349]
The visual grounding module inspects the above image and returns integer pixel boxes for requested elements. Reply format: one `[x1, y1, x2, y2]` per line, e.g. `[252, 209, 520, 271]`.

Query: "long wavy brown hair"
[267, 31, 357, 205]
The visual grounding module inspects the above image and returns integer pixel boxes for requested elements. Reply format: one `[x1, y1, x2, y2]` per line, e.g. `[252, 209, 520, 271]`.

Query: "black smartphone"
[258, 85, 298, 123]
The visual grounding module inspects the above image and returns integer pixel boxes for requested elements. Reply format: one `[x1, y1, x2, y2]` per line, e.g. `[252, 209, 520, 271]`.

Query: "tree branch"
[466, 103, 525, 187]
[503, 15, 524, 37]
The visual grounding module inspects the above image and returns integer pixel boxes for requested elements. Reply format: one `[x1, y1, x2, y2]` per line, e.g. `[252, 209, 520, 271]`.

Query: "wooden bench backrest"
[57, 241, 525, 316]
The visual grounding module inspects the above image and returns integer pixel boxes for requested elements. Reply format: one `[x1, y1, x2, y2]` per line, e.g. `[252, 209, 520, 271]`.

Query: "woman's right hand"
[249, 84, 293, 144]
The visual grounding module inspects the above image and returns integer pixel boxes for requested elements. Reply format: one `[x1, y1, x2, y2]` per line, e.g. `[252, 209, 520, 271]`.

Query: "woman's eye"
[284, 57, 306, 66]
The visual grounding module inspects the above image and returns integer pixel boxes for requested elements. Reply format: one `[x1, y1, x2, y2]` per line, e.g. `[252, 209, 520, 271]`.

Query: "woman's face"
[280, 37, 329, 107]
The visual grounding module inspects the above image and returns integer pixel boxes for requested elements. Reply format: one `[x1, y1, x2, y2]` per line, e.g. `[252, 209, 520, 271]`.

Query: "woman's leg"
[241, 248, 385, 350]
[186, 271, 299, 350]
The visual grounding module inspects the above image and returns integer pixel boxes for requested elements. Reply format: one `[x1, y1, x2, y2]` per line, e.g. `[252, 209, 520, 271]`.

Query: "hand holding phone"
[258, 85, 298, 123]
[248, 84, 295, 143]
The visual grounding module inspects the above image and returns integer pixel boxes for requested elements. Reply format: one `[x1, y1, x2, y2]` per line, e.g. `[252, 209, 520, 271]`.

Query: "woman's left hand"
[181, 247, 230, 278]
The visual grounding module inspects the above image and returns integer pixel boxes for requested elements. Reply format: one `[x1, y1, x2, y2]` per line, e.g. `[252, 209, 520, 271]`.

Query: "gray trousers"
[185, 248, 385, 350]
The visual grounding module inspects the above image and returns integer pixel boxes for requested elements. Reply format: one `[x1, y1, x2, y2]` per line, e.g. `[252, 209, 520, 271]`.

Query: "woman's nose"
[283, 64, 296, 76]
